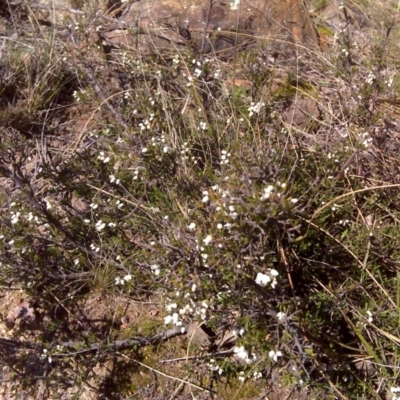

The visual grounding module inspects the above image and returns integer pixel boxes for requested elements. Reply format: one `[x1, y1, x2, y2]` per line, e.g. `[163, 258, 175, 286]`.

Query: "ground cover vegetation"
[1, 0, 400, 398]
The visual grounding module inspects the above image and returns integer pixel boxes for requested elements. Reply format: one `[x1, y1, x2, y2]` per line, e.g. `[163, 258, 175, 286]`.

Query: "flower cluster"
[41, 348, 52, 364]
[139, 114, 154, 130]
[268, 349, 283, 362]
[194, 235, 213, 268]
[9, 202, 43, 226]
[255, 269, 279, 289]
[207, 358, 223, 375]
[109, 174, 120, 185]
[360, 132, 373, 148]
[366, 71, 375, 85]
[115, 274, 132, 285]
[172, 54, 180, 65]
[180, 141, 191, 161]
[248, 100, 265, 117]
[150, 264, 160, 276]
[72, 88, 87, 102]
[11, 210, 20, 225]
[260, 181, 287, 201]
[164, 292, 211, 330]
[220, 149, 231, 165]
[132, 167, 144, 181]
[233, 345, 257, 364]
[392, 387, 400, 400]
[97, 151, 110, 163]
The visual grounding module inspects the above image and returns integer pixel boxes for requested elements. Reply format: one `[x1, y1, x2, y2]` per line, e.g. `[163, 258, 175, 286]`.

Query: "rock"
[99, 0, 319, 57]
[283, 98, 320, 127]
[186, 321, 214, 349]
[6, 302, 37, 330]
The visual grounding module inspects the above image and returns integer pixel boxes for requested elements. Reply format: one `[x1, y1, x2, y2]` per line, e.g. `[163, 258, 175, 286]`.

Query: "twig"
[0, 327, 185, 359]
[51, 326, 185, 357]
[29, 3, 85, 15]
[81, 66, 129, 132]
[159, 349, 234, 364]
[199, 0, 214, 59]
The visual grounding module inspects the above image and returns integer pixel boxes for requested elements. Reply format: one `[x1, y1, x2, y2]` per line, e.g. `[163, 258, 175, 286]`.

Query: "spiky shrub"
[1, 2, 400, 398]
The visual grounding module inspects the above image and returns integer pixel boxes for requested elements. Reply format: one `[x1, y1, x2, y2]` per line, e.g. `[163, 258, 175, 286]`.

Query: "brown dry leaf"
[224, 79, 252, 90]
[149, 309, 159, 317]
[365, 213, 374, 230]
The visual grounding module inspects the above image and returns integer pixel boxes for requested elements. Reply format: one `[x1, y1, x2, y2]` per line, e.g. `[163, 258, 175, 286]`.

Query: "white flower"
[233, 326, 245, 337]
[220, 150, 231, 165]
[366, 310, 373, 323]
[11, 212, 20, 224]
[248, 100, 265, 117]
[172, 313, 179, 324]
[203, 235, 212, 245]
[151, 264, 160, 276]
[268, 350, 282, 362]
[277, 312, 286, 321]
[166, 303, 177, 312]
[391, 387, 400, 400]
[255, 272, 271, 287]
[233, 346, 255, 364]
[187, 222, 196, 231]
[366, 71, 375, 85]
[95, 220, 106, 231]
[90, 243, 100, 252]
[234, 346, 248, 360]
[202, 191, 209, 203]
[260, 185, 274, 201]
[123, 274, 132, 282]
[253, 371, 262, 379]
[115, 276, 124, 285]
[230, 0, 240, 10]
[109, 175, 120, 185]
